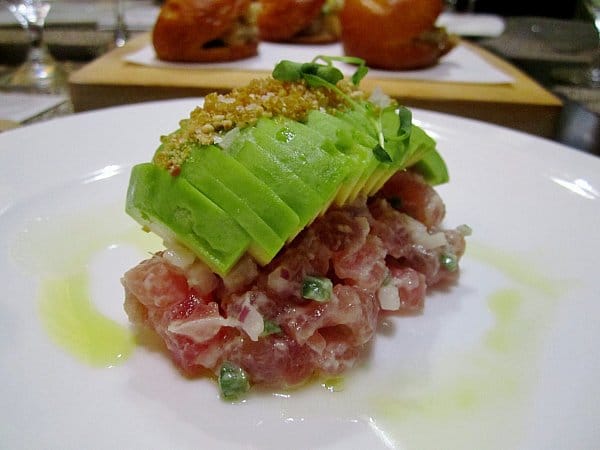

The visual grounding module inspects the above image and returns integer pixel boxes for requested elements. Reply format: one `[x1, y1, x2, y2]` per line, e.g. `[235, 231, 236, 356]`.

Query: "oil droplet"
[485, 288, 523, 353]
[12, 202, 162, 368]
[39, 272, 135, 367]
[322, 376, 345, 393]
[467, 242, 566, 298]
[276, 127, 295, 143]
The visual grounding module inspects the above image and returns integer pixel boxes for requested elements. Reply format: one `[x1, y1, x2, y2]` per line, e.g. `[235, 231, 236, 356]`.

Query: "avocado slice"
[126, 163, 250, 275]
[305, 110, 377, 205]
[251, 117, 350, 204]
[307, 109, 398, 203]
[407, 129, 449, 186]
[228, 138, 324, 232]
[183, 144, 299, 240]
[180, 147, 292, 265]
[306, 110, 376, 149]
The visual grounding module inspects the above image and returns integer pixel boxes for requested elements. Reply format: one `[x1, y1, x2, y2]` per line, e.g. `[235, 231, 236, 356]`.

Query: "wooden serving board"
[69, 33, 562, 138]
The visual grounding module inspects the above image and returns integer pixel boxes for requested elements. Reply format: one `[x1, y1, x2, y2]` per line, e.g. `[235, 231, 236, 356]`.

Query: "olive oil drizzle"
[39, 271, 135, 367]
[368, 241, 571, 450]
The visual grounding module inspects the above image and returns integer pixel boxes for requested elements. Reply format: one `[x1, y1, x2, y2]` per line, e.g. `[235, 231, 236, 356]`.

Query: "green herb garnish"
[261, 319, 282, 337]
[440, 252, 458, 272]
[272, 55, 409, 165]
[373, 144, 392, 162]
[301, 275, 333, 302]
[218, 362, 250, 401]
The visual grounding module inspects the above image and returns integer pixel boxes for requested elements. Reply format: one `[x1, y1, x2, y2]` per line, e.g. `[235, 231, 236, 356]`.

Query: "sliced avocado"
[305, 110, 377, 205]
[307, 109, 395, 203]
[228, 138, 324, 231]
[180, 149, 289, 265]
[251, 117, 350, 204]
[336, 108, 378, 139]
[278, 118, 369, 205]
[306, 109, 377, 150]
[126, 163, 250, 275]
[184, 144, 299, 241]
[408, 129, 449, 185]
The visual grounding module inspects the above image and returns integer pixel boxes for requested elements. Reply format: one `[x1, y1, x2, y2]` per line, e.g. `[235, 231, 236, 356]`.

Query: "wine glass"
[552, 0, 600, 87]
[113, 0, 129, 48]
[1, 0, 66, 93]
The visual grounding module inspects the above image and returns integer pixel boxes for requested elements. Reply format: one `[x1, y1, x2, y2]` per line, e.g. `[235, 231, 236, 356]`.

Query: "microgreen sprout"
[272, 56, 413, 165]
[373, 144, 392, 163]
[310, 55, 368, 86]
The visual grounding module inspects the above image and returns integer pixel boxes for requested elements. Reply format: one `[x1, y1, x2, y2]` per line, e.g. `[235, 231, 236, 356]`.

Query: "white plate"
[1, 99, 599, 450]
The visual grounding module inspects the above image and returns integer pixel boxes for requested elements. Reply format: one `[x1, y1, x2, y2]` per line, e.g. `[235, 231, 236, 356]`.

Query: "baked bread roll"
[152, 0, 258, 62]
[340, 0, 456, 70]
[257, 0, 341, 44]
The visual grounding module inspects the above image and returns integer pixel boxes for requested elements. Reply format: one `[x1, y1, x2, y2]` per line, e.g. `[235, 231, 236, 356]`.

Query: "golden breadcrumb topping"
[154, 77, 364, 173]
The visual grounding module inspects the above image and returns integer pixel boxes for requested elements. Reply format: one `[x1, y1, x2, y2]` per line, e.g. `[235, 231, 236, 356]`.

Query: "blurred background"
[0, 1, 161, 65]
[1, 0, 599, 155]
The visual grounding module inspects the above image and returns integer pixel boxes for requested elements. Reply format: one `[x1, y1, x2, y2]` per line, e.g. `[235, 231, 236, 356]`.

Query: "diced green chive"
[302, 276, 333, 302]
[440, 252, 458, 272]
[218, 362, 250, 401]
[261, 319, 282, 337]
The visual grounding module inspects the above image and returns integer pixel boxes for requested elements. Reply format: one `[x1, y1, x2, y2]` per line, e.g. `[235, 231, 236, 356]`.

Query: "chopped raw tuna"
[122, 171, 467, 390]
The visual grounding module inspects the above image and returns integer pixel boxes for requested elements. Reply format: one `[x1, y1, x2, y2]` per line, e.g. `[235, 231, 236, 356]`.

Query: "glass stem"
[27, 22, 46, 64]
[591, 22, 600, 83]
[114, 0, 128, 47]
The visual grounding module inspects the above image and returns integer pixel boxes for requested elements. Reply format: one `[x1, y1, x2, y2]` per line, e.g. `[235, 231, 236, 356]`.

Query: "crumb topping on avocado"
[154, 78, 364, 173]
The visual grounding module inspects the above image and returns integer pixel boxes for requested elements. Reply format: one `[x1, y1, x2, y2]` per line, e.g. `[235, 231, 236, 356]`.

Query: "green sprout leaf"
[272, 56, 448, 174]
[311, 55, 368, 86]
[273, 55, 368, 89]
[373, 144, 392, 162]
[272, 60, 304, 81]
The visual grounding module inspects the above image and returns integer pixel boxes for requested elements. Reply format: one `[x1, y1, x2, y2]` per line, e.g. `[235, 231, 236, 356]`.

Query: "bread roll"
[257, 0, 341, 44]
[153, 0, 258, 62]
[340, 0, 456, 70]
